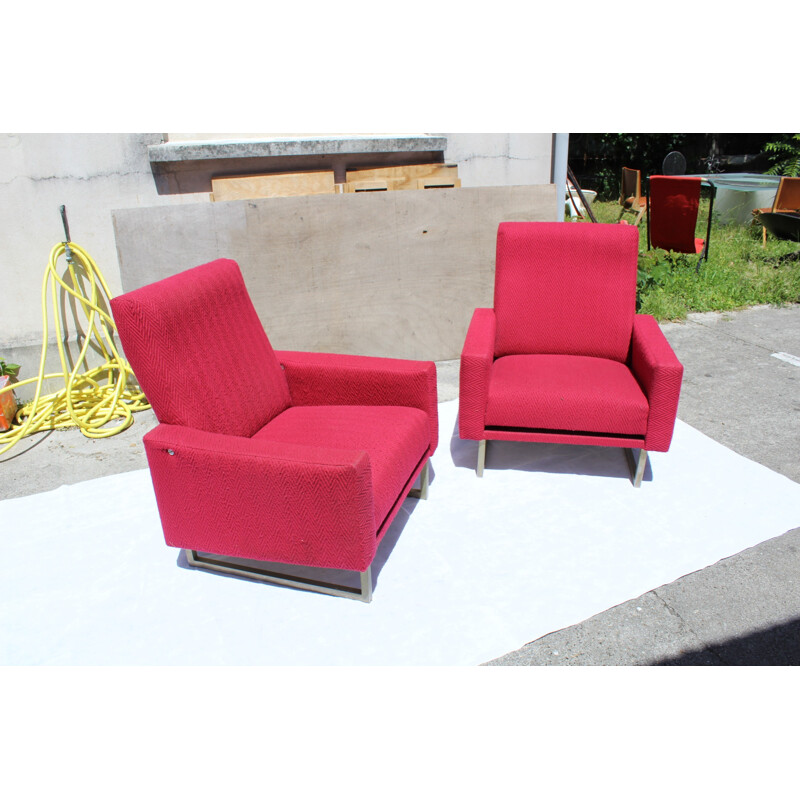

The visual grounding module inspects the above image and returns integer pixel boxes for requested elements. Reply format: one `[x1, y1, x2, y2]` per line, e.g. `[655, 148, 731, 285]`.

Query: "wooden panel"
[113, 184, 558, 361]
[344, 180, 390, 193]
[417, 177, 461, 189]
[345, 163, 459, 191]
[211, 170, 336, 201]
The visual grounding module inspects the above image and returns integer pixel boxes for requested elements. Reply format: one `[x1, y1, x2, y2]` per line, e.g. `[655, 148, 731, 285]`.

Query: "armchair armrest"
[143, 423, 377, 572]
[630, 314, 684, 451]
[276, 350, 438, 453]
[459, 308, 496, 440]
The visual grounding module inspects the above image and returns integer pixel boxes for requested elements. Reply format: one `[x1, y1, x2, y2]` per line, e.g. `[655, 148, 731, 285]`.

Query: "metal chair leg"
[186, 550, 374, 602]
[360, 566, 373, 603]
[408, 460, 430, 500]
[477, 439, 487, 477]
[626, 448, 648, 488]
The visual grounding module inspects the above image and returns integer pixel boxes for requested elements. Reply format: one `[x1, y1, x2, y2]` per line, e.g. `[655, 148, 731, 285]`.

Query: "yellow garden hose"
[0, 237, 150, 456]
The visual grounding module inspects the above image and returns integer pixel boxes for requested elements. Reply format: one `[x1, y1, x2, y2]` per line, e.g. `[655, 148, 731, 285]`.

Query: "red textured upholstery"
[648, 176, 704, 254]
[111, 259, 439, 584]
[143, 424, 377, 571]
[459, 222, 684, 469]
[276, 350, 439, 448]
[630, 314, 684, 451]
[494, 221, 639, 362]
[111, 259, 291, 437]
[254, 405, 430, 531]
[459, 308, 496, 441]
[486, 355, 649, 435]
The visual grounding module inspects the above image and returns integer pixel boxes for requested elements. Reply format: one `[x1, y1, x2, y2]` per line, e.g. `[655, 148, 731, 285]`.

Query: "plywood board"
[344, 180, 390, 193]
[417, 177, 461, 189]
[211, 170, 336, 201]
[345, 163, 459, 191]
[113, 184, 558, 361]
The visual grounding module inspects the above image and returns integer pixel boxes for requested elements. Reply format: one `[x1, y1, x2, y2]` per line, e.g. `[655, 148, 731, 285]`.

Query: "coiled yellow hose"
[0, 241, 150, 456]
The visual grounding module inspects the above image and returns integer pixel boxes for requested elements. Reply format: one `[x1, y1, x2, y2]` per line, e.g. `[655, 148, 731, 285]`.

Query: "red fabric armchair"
[111, 259, 438, 601]
[459, 222, 683, 486]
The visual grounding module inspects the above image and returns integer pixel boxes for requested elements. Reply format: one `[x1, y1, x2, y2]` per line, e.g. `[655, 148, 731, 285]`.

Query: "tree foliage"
[568, 133, 779, 201]
[764, 134, 800, 177]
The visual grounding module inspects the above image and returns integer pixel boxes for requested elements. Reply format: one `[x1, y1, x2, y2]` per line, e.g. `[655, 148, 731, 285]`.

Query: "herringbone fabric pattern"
[277, 350, 439, 452]
[494, 222, 639, 362]
[458, 308, 496, 440]
[486, 354, 649, 435]
[631, 314, 684, 451]
[111, 259, 291, 437]
[144, 424, 377, 571]
[254, 405, 430, 529]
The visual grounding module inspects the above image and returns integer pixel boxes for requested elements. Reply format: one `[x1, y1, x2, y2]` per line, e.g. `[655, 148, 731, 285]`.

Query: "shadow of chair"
[646, 175, 715, 266]
[618, 167, 647, 226]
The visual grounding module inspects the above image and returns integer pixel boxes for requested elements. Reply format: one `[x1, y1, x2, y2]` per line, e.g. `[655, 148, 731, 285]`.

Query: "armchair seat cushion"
[485, 354, 649, 436]
[254, 405, 430, 528]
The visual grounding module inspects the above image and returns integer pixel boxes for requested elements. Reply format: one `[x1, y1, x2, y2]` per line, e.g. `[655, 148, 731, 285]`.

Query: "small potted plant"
[0, 358, 21, 431]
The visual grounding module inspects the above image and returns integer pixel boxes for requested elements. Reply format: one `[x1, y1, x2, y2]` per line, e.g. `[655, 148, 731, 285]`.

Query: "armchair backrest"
[773, 176, 800, 213]
[620, 167, 642, 207]
[111, 258, 291, 437]
[493, 222, 639, 362]
[648, 175, 702, 254]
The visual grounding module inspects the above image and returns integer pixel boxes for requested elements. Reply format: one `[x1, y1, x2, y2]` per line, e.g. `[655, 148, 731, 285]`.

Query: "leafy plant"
[0, 359, 20, 379]
[636, 250, 694, 310]
[764, 134, 800, 176]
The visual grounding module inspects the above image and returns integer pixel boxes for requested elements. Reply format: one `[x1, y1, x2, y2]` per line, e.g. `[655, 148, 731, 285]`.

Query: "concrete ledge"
[148, 135, 448, 164]
[148, 135, 450, 194]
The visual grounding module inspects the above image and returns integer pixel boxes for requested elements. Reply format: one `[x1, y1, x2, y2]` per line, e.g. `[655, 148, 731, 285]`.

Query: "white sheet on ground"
[3, 399, 799, 666]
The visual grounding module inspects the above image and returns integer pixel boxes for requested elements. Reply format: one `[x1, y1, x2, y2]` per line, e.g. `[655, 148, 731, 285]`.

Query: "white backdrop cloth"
[3, 399, 800, 666]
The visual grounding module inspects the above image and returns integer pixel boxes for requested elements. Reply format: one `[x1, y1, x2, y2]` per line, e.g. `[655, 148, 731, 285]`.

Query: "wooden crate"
[212, 170, 336, 201]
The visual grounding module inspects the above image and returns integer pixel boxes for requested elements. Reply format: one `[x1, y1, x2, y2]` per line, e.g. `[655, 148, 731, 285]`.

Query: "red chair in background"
[459, 222, 683, 487]
[647, 175, 715, 265]
[111, 259, 438, 602]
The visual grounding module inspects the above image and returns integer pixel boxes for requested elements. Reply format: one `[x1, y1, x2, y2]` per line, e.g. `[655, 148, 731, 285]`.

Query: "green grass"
[571, 199, 800, 322]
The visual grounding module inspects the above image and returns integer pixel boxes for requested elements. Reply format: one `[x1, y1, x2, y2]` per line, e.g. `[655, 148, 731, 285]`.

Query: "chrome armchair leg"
[360, 566, 373, 603]
[408, 460, 430, 500]
[186, 550, 374, 602]
[626, 448, 648, 488]
[477, 439, 487, 477]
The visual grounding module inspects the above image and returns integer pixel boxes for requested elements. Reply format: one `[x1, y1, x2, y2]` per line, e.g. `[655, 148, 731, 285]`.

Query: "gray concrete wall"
[0, 133, 205, 348]
[442, 133, 555, 187]
[113, 184, 557, 361]
[1, 133, 557, 355]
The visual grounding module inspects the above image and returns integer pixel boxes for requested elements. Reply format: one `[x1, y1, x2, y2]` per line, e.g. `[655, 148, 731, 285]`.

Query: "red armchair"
[111, 259, 438, 601]
[646, 175, 713, 265]
[459, 222, 683, 487]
